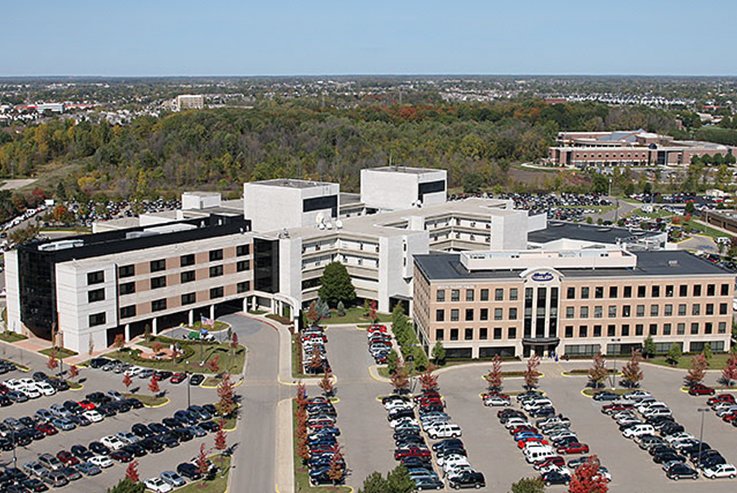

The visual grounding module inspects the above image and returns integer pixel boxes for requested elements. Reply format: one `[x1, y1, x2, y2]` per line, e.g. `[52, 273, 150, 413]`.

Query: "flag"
[200, 315, 214, 327]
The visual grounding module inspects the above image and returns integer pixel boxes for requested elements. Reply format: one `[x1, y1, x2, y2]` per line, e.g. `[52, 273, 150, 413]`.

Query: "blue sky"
[2, 0, 735, 76]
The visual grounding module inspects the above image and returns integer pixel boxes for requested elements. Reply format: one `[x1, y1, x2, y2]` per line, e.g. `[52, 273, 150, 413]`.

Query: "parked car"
[688, 384, 716, 396]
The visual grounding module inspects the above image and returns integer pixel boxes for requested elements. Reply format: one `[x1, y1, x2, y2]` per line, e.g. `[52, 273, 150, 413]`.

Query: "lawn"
[293, 400, 350, 493]
[187, 320, 231, 332]
[682, 219, 728, 240]
[123, 393, 169, 407]
[176, 455, 231, 493]
[647, 353, 734, 370]
[563, 369, 619, 376]
[320, 307, 391, 325]
[107, 340, 245, 375]
[39, 347, 78, 359]
[582, 387, 638, 397]
[0, 331, 27, 343]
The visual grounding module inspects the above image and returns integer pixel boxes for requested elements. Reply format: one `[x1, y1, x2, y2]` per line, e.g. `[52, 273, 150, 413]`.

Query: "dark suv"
[448, 471, 486, 489]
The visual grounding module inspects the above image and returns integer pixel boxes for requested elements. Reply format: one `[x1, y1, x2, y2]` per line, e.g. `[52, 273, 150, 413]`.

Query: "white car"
[626, 390, 652, 401]
[116, 432, 139, 444]
[83, 410, 104, 423]
[89, 455, 114, 468]
[426, 423, 462, 439]
[144, 477, 173, 493]
[389, 417, 418, 428]
[484, 395, 511, 407]
[504, 418, 531, 429]
[34, 382, 56, 396]
[20, 386, 41, 399]
[622, 424, 654, 439]
[385, 401, 413, 412]
[703, 463, 737, 479]
[100, 435, 126, 450]
[664, 432, 694, 445]
[440, 455, 471, 471]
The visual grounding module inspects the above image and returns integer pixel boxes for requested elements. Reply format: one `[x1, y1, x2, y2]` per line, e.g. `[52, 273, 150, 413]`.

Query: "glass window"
[120, 305, 136, 319]
[679, 285, 688, 297]
[706, 303, 714, 315]
[466, 289, 475, 302]
[465, 309, 474, 321]
[237, 260, 250, 272]
[580, 306, 589, 318]
[565, 307, 574, 319]
[720, 303, 728, 315]
[494, 308, 503, 320]
[579, 326, 588, 338]
[450, 309, 459, 322]
[236, 244, 250, 256]
[450, 329, 459, 341]
[152, 299, 167, 311]
[509, 308, 517, 320]
[480, 289, 489, 301]
[623, 286, 632, 298]
[705, 322, 713, 334]
[480, 328, 488, 340]
[181, 293, 196, 305]
[210, 287, 224, 299]
[635, 324, 643, 336]
[508, 327, 516, 339]
[180, 254, 195, 267]
[719, 322, 727, 334]
[436, 290, 445, 302]
[151, 276, 166, 289]
[565, 326, 573, 338]
[609, 286, 618, 298]
[495, 288, 504, 301]
[118, 265, 135, 278]
[692, 304, 700, 316]
[607, 325, 615, 337]
[509, 289, 518, 301]
[237, 281, 250, 293]
[87, 271, 104, 285]
[436, 329, 444, 341]
[649, 324, 657, 336]
[663, 323, 671, 335]
[664, 304, 672, 316]
[622, 305, 631, 317]
[650, 305, 659, 317]
[493, 327, 502, 340]
[581, 287, 590, 299]
[678, 304, 686, 316]
[181, 271, 195, 283]
[693, 285, 702, 296]
[480, 308, 488, 321]
[209, 265, 224, 277]
[594, 306, 602, 318]
[622, 324, 630, 336]
[637, 286, 646, 298]
[89, 312, 106, 327]
[595, 286, 603, 299]
[677, 323, 685, 335]
[150, 259, 166, 272]
[636, 305, 645, 317]
[209, 249, 223, 262]
[435, 309, 445, 322]
[119, 282, 135, 295]
[464, 328, 474, 341]
[566, 287, 575, 299]
[665, 285, 674, 297]
[593, 325, 602, 337]
[690, 323, 699, 335]
[88, 288, 105, 303]
[451, 290, 460, 302]
[608, 305, 616, 318]
[651, 285, 660, 298]
[721, 284, 730, 296]
[707, 284, 715, 296]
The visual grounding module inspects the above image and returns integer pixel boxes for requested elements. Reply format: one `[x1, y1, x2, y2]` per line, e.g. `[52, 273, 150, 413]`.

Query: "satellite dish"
[318, 223, 325, 230]
[326, 221, 333, 230]
[315, 212, 326, 225]
[335, 219, 343, 229]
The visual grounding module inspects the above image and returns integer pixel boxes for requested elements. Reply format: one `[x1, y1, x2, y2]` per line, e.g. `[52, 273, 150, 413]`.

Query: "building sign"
[531, 272, 554, 282]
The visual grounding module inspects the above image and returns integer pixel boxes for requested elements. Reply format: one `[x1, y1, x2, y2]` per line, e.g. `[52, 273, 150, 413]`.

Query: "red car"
[56, 450, 80, 466]
[170, 373, 187, 384]
[510, 425, 538, 435]
[35, 423, 58, 436]
[689, 384, 716, 396]
[708, 394, 735, 406]
[394, 447, 431, 460]
[557, 442, 589, 455]
[601, 403, 633, 415]
[368, 325, 387, 334]
[533, 456, 565, 471]
[78, 400, 96, 410]
[722, 412, 737, 423]
[518, 438, 549, 449]
[0, 383, 8, 395]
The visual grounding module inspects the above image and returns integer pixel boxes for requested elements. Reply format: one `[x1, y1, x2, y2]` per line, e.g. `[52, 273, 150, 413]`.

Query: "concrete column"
[124, 324, 130, 342]
[242, 298, 248, 312]
[188, 310, 194, 326]
[152, 318, 158, 335]
[209, 304, 215, 320]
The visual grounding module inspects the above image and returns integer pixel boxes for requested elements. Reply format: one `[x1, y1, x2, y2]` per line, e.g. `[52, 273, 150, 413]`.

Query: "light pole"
[609, 338, 621, 389]
[697, 408, 710, 466]
[186, 369, 191, 408]
[11, 429, 16, 469]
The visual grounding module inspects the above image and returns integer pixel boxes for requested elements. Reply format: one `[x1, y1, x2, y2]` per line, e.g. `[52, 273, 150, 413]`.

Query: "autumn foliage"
[484, 355, 503, 390]
[125, 460, 139, 483]
[524, 355, 541, 389]
[686, 353, 708, 386]
[620, 350, 644, 388]
[148, 376, 160, 394]
[568, 455, 608, 493]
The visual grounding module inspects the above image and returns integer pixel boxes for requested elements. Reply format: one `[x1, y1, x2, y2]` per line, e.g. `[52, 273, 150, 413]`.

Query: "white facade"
[361, 167, 447, 211]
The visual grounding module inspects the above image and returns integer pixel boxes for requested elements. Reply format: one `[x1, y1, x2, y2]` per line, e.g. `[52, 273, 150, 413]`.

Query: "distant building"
[173, 94, 205, 111]
[548, 130, 734, 167]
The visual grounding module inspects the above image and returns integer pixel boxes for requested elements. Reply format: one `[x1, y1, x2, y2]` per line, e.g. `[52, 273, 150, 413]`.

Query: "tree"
[385, 464, 415, 493]
[431, 341, 446, 365]
[148, 376, 160, 394]
[704, 343, 713, 361]
[327, 447, 345, 484]
[230, 332, 239, 355]
[484, 355, 503, 391]
[510, 477, 545, 493]
[125, 460, 139, 483]
[305, 301, 320, 325]
[113, 333, 125, 350]
[685, 200, 696, 215]
[318, 262, 356, 308]
[359, 471, 389, 493]
[642, 336, 656, 359]
[143, 324, 151, 342]
[206, 354, 221, 373]
[721, 354, 737, 387]
[196, 443, 209, 479]
[336, 300, 346, 317]
[368, 300, 377, 323]
[46, 351, 58, 371]
[588, 353, 609, 388]
[390, 363, 410, 392]
[620, 350, 644, 388]
[418, 367, 438, 392]
[568, 455, 608, 493]
[214, 418, 227, 452]
[319, 371, 335, 397]
[296, 382, 308, 409]
[524, 355, 541, 390]
[122, 373, 132, 389]
[686, 353, 708, 387]
[309, 345, 325, 374]
[151, 341, 163, 354]
[216, 373, 236, 416]
[463, 172, 485, 194]
[666, 343, 682, 366]
[386, 349, 400, 374]
[107, 478, 145, 493]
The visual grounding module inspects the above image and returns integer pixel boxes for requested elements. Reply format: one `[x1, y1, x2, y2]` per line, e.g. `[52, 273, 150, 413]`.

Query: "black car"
[32, 372, 50, 382]
[125, 398, 144, 410]
[177, 462, 201, 480]
[660, 422, 685, 435]
[149, 423, 170, 435]
[202, 404, 217, 415]
[414, 476, 444, 490]
[132, 423, 153, 438]
[666, 463, 698, 480]
[139, 437, 164, 453]
[71, 445, 94, 461]
[21, 477, 48, 492]
[542, 470, 570, 486]
[200, 421, 219, 433]
[96, 403, 118, 417]
[448, 471, 486, 489]
[399, 456, 432, 468]
[48, 379, 69, 391]
[163, 417, 184, 429]
[0, 395, 11, 407]
[89, 441, 111, 456]
[156, 433, 179, 448]
[592, 391, 618, 402]
[89, 358, 111, 369]
[172, 428, 195, 442]
[63, 401, 83, 414]
[123, 443, 147, 457]
[86, 392, 111, 404]
[652, 451, 685, 464]
[189, 374, 205, 386]
[154, 370, 173, 381]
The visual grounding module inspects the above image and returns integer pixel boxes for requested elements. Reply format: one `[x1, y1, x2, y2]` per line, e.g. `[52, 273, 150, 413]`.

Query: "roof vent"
[668, 260, 679, 267]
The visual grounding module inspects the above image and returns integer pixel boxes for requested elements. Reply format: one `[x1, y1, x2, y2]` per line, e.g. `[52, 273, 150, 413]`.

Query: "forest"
[0, 100, 684, 201]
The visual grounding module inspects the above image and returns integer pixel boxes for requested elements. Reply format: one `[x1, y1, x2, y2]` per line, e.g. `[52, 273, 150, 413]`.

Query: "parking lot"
[323, 326, 737, 492]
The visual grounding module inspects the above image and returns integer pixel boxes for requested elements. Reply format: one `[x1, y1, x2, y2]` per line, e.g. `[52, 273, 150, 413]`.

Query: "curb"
[142, 397, 170, 408]
[68, 383, 84, 391]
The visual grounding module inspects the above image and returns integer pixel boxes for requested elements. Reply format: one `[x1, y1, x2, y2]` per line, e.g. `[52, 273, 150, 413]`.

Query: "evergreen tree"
[510, 477, 545, 493]
[431, 341, 446, 364]
[642, 336, 656, 359]
[666, 343, 682, 366]
[318, 262, 356, 307]
[385, 465, 415, 493]
[107, 478, 145, 493]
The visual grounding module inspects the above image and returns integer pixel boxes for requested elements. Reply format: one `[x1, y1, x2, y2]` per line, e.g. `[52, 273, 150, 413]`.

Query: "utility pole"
[697, 407, 710, 466]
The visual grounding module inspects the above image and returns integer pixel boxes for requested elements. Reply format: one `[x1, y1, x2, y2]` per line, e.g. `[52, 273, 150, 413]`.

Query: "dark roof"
[528, 222, 661, 245]
[414, 250, 732, 281]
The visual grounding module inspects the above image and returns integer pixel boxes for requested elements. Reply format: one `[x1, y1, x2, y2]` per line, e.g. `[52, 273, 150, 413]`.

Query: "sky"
[2, 0, 736, 77]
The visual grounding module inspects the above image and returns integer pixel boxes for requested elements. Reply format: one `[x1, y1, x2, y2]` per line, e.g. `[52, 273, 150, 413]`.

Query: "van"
[426, 423, 462, 439]
[524, 447, 557, 464]
[523, 399, 552, 411]
[622, 424, 655, 439]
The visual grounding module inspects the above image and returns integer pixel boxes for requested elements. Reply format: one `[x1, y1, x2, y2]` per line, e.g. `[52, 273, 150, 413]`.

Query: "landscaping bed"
[123, 393, 169, 407]
[581, 388, 638, 397]
[318, 306, 391, 325]
[176, 455, 231, 493]
[39, 347, 77, 359]
[563, 369, 619, 376]
[0, 331, 27, 343]
[107, 343, 245, 375]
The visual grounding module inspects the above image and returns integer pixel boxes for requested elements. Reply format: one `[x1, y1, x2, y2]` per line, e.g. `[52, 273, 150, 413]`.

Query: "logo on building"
[531, 272, 554, 282]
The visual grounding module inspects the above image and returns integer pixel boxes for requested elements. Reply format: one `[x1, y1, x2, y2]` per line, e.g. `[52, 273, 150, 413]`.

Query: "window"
[609, 286, 618, 298]
[118, 265, 135, 278]
[237, 260, 250, 272]
[210, 287, 224, 299]
[581, 287, 589, 299]
[436, 329, 444, 341]
[181, 293, 196, 305]
[635, 324, 643, 336]
[495, 288, 504, 301]
[579, 326, 588, 338]
[466, 289, 475, 302]
[510, 289, 518, 301]
[622, 305, 631, 317]
[89, 312, 106, 327]
[649, 324, 657, 336]
[678, 304, 686, 316]
[691, 304, 700, 316]
[151, 276, 167, 289]
[494, 327, 502, 340]
[679, 285, 688, 297]
[508, 327, 516, 339]
[566, 287, 575, 299]
[595, 286, 603, 299]
[494, 308, 503, 320]
[181, 271, 195, 283]
[436, 309, 445, 322]
[464, 328, 473, 341]
[465, 309, 474, 321]
[237, 281, 250, 293]
[436, 290, 445, 302]
[480, 328, 488, 340]
[720, 303, 728, 315]
[450, 309, 459, 322]
[719, 322, 727, 334]
[237, 244, 251, 256]
[608, 305, 616, 318]
[690, 323, 699, 335]
[665, 285, 674, 297]
[151, 299, 167, 311]
[480, 308, 488, 321]
[509, 308, 517, 320]
[706, 303, 714, 315]
[451, 290, 460, 302]
[450, 329, 459, 341]
[120, 305, 136, 319]
[580, 306, 589, 318]
[651, 285, 660, 297]
[209, 249, 223, 262]
[705, 322, 713, 334]
[677, 323, 685, 335]
[150, 259, 166, 272]
[119, 281, 135, 295]
[594, 306, 602, 318]
[88, 288, 105, 303]
[607, 325, 615, 337]
[721, 283, 730, 296]
[693, 285, 702, 296]
[209, 265, 224, 278]
[480, 289, 489, 301]
[663, 323, 671, 335]
[636, 305, 645, 317]
[622, 324, 630, 336]
[565, 326, 574, 338]
[637, 286, 646, 298]
[623, 286, 632, 298]
[664, 304, 673, 316]
[593, 325, 602, 337]
[707, 284, 715, 296]
[650, 305, 659, 317]
[565, 307, 574, 319]
[87, 271, 104, 285]
[180, 254, 195, 267]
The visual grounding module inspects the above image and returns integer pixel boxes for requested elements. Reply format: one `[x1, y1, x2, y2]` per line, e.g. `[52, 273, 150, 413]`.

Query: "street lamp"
[697, 408, 710, 465]
[609, 338, 621, 389]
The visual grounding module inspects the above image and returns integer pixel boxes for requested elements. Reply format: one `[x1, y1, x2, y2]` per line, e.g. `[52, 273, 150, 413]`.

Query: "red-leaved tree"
[148, 376, 160, 394]
[68, 365, 79, 379]
[686, 353, 708, 386]
[524, 355, 541, 390]
[418, 367, 439, 392]
[484, 355, 503, 391]
[568, 455, 608, 493]
[196, 443, 209, 478]
[46, 351, 58, 371]
[722, 354, 737, 387]
[125, 460, 139, 483]
[216, 373, 236, 417]
[122, 373, 132, 389]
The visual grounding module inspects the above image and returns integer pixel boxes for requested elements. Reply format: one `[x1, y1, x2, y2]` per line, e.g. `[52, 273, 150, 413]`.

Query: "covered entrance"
[522, 337, 560, 358]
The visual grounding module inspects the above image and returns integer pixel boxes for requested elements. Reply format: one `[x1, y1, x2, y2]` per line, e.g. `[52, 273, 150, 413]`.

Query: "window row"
[563, 302, 729, 319]
[436, 307, 518, 322]
[118, 261, 251, 294]
[436, 287, 519, 303]
[115, 245, 251, 278]
[565, 283, 729, 300]
[563, 321, 728, 338]
[435, 326, 517, 342]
